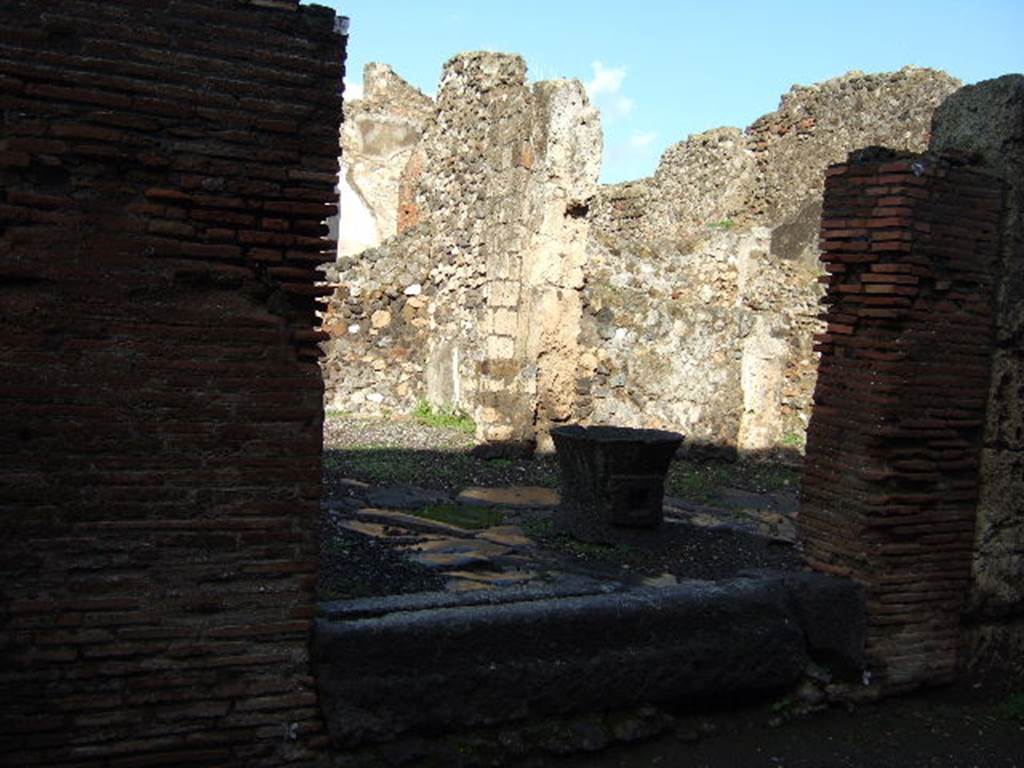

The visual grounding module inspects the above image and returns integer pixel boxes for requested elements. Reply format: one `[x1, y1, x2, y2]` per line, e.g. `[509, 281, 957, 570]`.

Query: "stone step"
[314, 572, 865, 748]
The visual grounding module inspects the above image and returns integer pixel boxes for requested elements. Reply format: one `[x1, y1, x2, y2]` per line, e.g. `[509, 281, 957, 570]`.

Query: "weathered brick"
[801, 153, 1003, 690]
[0, 0, 342, 764]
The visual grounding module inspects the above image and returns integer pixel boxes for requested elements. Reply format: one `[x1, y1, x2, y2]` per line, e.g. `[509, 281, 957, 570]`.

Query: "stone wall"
[577, 226, 819, 451]
[930, 75, 1024, 676]
[0, 1, 342, 764]
[582, 67, 960, 452]
[322, 52, 601, 449]
[800, 149, 1003, 689]
[324, 63, 959, 451]
[337, 64, 432, 257]
[598, 68, 960, 259]
[321, 228, 433, 414]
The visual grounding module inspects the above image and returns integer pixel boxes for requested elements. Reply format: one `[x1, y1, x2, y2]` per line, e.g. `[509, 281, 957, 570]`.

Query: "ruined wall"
[500, 77, 600, 449]
[321, 53, 601, 449]
[0, 1, 343, 763]
[576, 227, 817, 450]
[321, 228, 433, 414]
[324, 64, 959, 452]
[610, 68, 960, 261]
[930, 75, 1024, 675]
[748, 67, 960, 251]
[337, 63, 432, 257]
[800, 150, 1003, 689]
[583, 68, 959, 452]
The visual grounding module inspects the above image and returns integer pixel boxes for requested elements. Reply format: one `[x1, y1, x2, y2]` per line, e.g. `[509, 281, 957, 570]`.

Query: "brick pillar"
[800, 149, 1004, 689]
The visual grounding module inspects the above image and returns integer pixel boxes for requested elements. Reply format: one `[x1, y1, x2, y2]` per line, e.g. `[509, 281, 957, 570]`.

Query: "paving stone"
[663, 497, 723, 518]
[408, 537, 511, 558]
[477, 525, 532, 547]
[664, 510, 724, 529]
[353, 508, 469, 536]
[314, 574, 865, 746]
[337, 519, 418, 540]
[443, 569, 537, 587]
[367, 484, 451, 510]
[456, 485, 559, 509]
[642, 572, 679, 588]
[405, 537, 511, 570]
[337, 477, 372, 492]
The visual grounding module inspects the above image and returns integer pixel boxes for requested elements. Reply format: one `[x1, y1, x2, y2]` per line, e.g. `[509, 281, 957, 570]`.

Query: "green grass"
[665, 457, 798, 503]
[666, 460, 736, 502]
[520, 514, 631, 560]
[707, 218, 736, 231]
[413, 401, 476, 433]
[780, 430, 806, 450]
[521, 515, 558, 540]
[409, 503, 505, 530]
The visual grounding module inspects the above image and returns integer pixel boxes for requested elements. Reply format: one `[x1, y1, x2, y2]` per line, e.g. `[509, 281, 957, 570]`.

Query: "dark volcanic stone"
[551, 425, 684, 542]
[313, 573, 864, 748]
[366, 484, 451, 510]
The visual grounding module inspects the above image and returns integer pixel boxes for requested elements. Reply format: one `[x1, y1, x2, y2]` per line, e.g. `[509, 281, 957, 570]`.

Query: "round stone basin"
[550, 425, 684, 543]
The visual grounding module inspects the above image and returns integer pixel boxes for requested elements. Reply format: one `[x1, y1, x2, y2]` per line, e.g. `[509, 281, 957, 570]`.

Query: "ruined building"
[2, 0, 1021, 759]
[334, 64, 432, 257]
[322, 57, 960, 453]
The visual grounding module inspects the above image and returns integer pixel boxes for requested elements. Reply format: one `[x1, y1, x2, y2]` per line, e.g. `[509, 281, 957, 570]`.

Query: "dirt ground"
[534, 682, 1023, 768]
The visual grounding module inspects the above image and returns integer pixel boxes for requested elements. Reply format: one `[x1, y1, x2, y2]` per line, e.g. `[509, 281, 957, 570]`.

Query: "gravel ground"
[317, 516, 448, 600]
[323, 415, 797, 497]
[517, 508, 800, 583]
[324, 414, 477, 454]
[319, 415, 800, 600]
[323, 416, 560, 495]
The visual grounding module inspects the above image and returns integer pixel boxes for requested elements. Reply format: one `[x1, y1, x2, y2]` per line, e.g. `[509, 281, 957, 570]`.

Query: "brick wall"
[800, 150, 1004, 689]
[0, 1, 343, 764]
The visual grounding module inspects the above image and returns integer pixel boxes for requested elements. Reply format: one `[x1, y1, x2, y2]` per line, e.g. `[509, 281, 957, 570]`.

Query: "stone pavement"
[324, 481, 801, 595]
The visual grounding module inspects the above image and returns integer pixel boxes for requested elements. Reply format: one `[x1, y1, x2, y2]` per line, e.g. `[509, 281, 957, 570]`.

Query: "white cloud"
[629, 130, 658, 149]
[585, 60, 634, 120]
[585, 61, 625, 97]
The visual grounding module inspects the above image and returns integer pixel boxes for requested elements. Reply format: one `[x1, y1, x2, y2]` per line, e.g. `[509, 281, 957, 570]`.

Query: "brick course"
[799, 149, 1004, 689]
[0, 1, 343, 764]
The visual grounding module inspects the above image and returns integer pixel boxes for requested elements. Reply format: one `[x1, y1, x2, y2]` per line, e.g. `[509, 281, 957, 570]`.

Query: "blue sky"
[311, 1, 1023, 183]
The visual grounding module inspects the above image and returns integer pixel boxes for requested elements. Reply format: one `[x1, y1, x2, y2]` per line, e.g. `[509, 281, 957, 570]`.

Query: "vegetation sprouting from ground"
[412, 401, 476, 433]
[410, 503, 506, 530]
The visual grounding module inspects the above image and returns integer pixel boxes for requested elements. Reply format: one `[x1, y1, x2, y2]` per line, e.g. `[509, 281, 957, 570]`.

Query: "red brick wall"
[800, 150, 1004, 689]
[0, 1, 343, 764]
